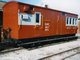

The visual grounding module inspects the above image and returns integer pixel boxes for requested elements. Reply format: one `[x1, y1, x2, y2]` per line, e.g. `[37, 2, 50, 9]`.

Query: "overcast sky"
[4, 0, 80, 17]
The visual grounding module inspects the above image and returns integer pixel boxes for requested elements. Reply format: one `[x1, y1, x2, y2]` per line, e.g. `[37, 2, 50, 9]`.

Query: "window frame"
[72, 18, 74, 25]
[21, 14, 31, 22]
[35, 12, 41, 25]
[18, 13, 36, 25]
[74, 18, 77, 26]
[66, 17, 69, 26]
[66, 17, 77, 26]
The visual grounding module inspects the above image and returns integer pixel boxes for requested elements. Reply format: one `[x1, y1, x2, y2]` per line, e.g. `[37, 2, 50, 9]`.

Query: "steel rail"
[0, 47, 23, 54]
[39, 47, 80, 60]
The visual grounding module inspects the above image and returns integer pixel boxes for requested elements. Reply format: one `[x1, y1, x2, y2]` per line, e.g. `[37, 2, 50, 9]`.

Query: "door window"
[35, 12, 41, 25]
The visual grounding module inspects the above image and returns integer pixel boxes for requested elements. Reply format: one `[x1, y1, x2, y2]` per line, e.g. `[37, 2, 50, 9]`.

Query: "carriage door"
[35, 12, 41, 37]
[57, 15, 62, 35]
[0, 11, 3, 42]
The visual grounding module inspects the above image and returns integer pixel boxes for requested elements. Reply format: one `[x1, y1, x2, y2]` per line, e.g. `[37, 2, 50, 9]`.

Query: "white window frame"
[75, 18, 78, 26]
[71, 17, 74, 26]
[66, 17, 68, 26]
[35, 12, 41, 25]
[72, 18, 74, 26]
[18, 13, 36, 25]
[66, 17, 78, 26]
[68, 17, 71, 26]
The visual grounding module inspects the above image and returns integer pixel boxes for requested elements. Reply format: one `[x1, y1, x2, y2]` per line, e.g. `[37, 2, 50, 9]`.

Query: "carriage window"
[70, 18, 71, 24]
[73, 18, 74, 25]
[21, 14, 31, 22]
[66, 17, 77, 26]
[66, 17, 68, 25]
[66, 17, 70, 26]
[72, 18, 77, 26]
[35, 12, 41, 25]
[36, 13, 39, 23]
[75, 18, 77, 25]
[67, 18, 68, 24]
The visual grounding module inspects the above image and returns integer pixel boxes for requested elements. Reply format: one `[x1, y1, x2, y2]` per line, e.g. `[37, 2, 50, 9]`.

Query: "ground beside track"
[76, 34, 80, 38]
[0, 39, 80, 60]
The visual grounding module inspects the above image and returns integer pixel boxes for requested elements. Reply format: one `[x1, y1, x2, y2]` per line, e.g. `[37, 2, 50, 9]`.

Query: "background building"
[0, 1, 6, 40]
[77, 20, 80, 34]
[0, 1, 6, 11]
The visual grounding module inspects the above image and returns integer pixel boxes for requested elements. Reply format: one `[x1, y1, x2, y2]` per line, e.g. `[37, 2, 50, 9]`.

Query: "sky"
[3, 0, 80, 17]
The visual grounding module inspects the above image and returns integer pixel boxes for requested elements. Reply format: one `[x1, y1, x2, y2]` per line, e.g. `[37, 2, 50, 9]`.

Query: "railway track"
[0, 39, 77, 55]
[0, 39, 80, 60]
[0, 40, 77, 55]
[39, 46, 80, 60]
[0, 40, 74, 53]
[0, 47, 23, 54]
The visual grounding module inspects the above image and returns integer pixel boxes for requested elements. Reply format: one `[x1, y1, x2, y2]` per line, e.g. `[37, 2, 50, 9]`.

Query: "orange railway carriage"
[3, 1, 78, 42]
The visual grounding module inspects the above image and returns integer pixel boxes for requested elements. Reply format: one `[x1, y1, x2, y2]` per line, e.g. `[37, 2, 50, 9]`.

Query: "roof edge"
[3, 1, 78, 16]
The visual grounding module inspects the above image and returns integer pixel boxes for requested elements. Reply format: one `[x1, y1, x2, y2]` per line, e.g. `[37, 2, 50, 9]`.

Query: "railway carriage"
[0, 1, 78, 46]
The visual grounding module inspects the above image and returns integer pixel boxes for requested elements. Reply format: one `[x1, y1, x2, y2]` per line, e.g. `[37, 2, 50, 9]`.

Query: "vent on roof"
[29, 5, 34, 10]
[62, 12, 66, 16]
[45, 5, 48, 8]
